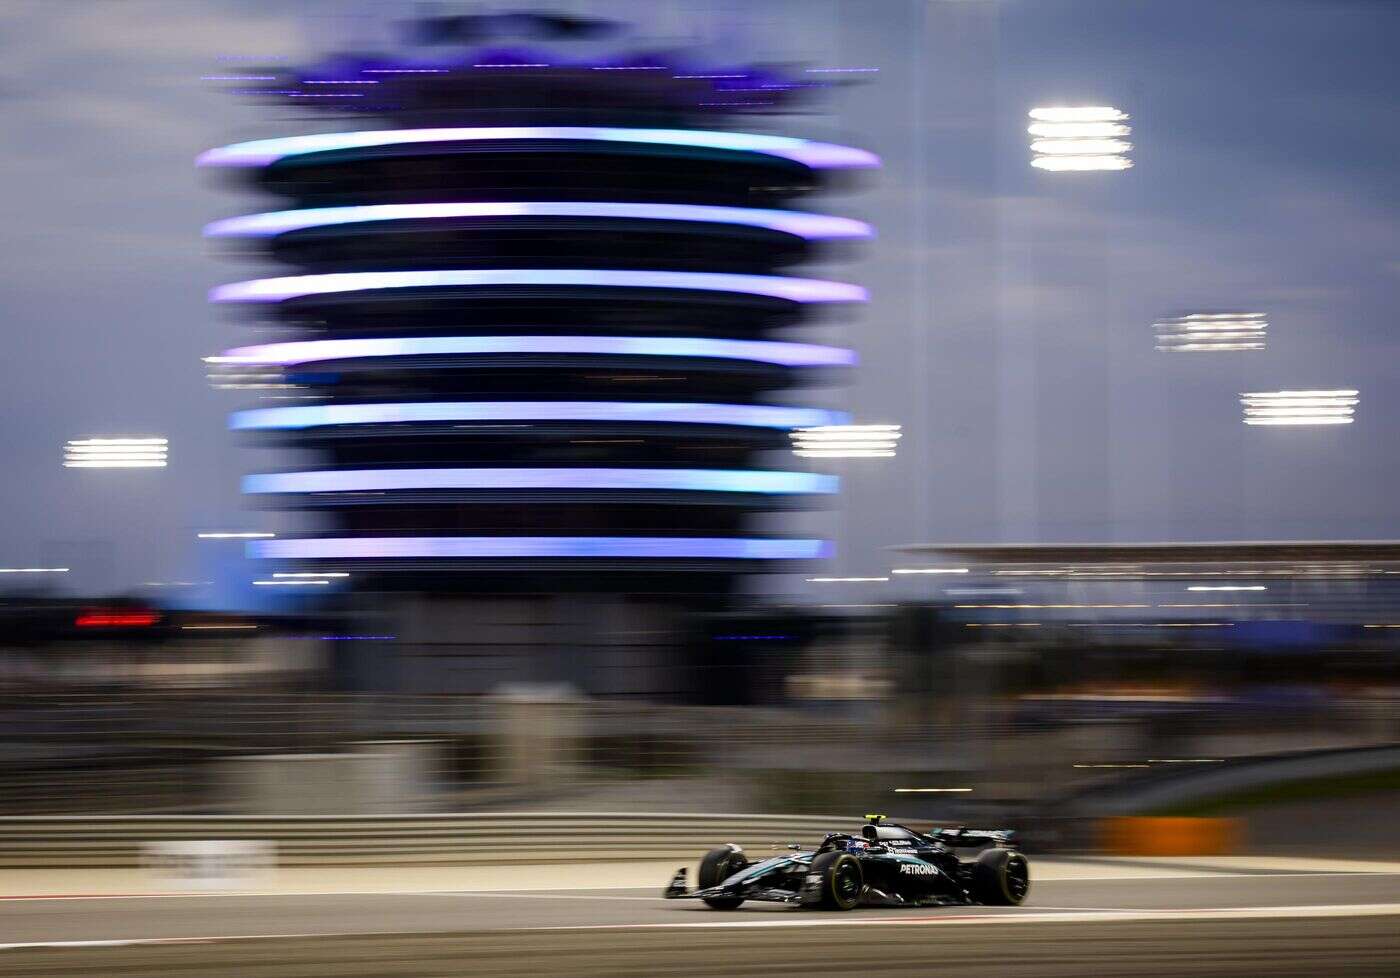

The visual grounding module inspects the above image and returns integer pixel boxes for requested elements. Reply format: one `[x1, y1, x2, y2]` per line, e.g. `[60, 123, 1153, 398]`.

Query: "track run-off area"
[2, 856, 1399, 976]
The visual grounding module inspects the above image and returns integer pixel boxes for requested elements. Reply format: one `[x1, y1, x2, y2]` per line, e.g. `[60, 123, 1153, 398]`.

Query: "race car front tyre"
[809, 851, 864, 910]
[970, 848, 1030, 905]
[698, 845, 748, 909]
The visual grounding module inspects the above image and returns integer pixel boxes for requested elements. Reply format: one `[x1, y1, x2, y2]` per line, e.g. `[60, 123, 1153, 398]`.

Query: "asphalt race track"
[3, 864, 1399, 976]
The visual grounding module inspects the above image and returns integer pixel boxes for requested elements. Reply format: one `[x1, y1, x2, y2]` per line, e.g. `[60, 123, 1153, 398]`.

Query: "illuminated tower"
[202, 16, 877, 694]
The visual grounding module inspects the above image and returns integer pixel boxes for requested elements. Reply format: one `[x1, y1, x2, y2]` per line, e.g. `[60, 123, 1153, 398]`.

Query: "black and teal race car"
[664, 815, 1029, 910]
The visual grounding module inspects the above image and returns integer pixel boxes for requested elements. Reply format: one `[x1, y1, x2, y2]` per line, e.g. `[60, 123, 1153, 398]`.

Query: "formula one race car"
[664, 815, 1029, 910]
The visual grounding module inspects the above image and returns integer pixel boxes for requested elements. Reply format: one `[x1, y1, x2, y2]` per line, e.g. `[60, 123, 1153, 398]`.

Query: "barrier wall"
[0, 813, 849, 869]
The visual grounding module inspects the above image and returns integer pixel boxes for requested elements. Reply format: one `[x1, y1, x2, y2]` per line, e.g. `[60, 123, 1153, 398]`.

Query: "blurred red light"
[74, 610, 160, 628]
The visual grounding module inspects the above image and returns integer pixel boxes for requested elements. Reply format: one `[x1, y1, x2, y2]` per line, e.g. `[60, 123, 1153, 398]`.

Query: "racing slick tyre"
[809, 851, 864, 910]
[970, 848, 1030, 905]
[698, 845, 748, 909]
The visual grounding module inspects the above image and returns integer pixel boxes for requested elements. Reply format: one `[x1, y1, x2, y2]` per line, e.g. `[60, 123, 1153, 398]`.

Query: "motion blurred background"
[0, 0, 1397, 935]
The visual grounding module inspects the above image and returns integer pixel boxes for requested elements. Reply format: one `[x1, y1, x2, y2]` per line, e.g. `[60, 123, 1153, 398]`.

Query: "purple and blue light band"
[249, 536, 829, 560]
[209, 269, 866, 304]
[218, 335, 856, 369]
[243, 468, 837, 496]
[229, 401, 848, 432]
[196, 126, 879, 170]
[204, 202, 872, 241]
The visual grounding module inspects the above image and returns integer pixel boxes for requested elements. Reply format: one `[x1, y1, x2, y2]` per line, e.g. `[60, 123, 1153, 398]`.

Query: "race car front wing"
[663, 867, 808, 905]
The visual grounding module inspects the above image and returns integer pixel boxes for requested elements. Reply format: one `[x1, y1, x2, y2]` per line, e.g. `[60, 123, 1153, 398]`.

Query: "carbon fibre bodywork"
[664, 818, 1029, 909]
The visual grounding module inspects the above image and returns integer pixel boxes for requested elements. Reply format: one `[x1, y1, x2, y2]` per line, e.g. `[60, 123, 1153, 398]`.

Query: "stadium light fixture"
[1028, 107, 1127, 123]
[1240, 389, 1358, 426]
[1155, 313, 1267, 353]
[1187, 585, 1266, 592]
[790, 423, 901, 458]
[63, 438, 168, 468]
[1028, 106, 1132, 171]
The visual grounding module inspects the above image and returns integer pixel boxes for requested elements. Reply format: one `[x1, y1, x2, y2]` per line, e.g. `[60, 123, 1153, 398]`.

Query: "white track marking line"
[0, 934, 335, 951]
[429, 891, 661, 901]
[2, 871, 1395, 903]
[1037, 871, 1400, 882]
[0, 886, 660, 903]
[525, 903, 1400, 931]
[5, 903, 1400, 950]
[1022, 906, 1149, 912]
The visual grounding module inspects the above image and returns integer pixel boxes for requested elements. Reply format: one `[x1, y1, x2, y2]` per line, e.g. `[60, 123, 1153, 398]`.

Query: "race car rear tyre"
[698, 845, 748, 909]
[971, 848, 1030, 905]
[809, 851, 864, 910]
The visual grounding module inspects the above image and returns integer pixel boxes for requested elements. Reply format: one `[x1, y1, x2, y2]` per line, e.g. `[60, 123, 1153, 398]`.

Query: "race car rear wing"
[863, 814, 1017, 850]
